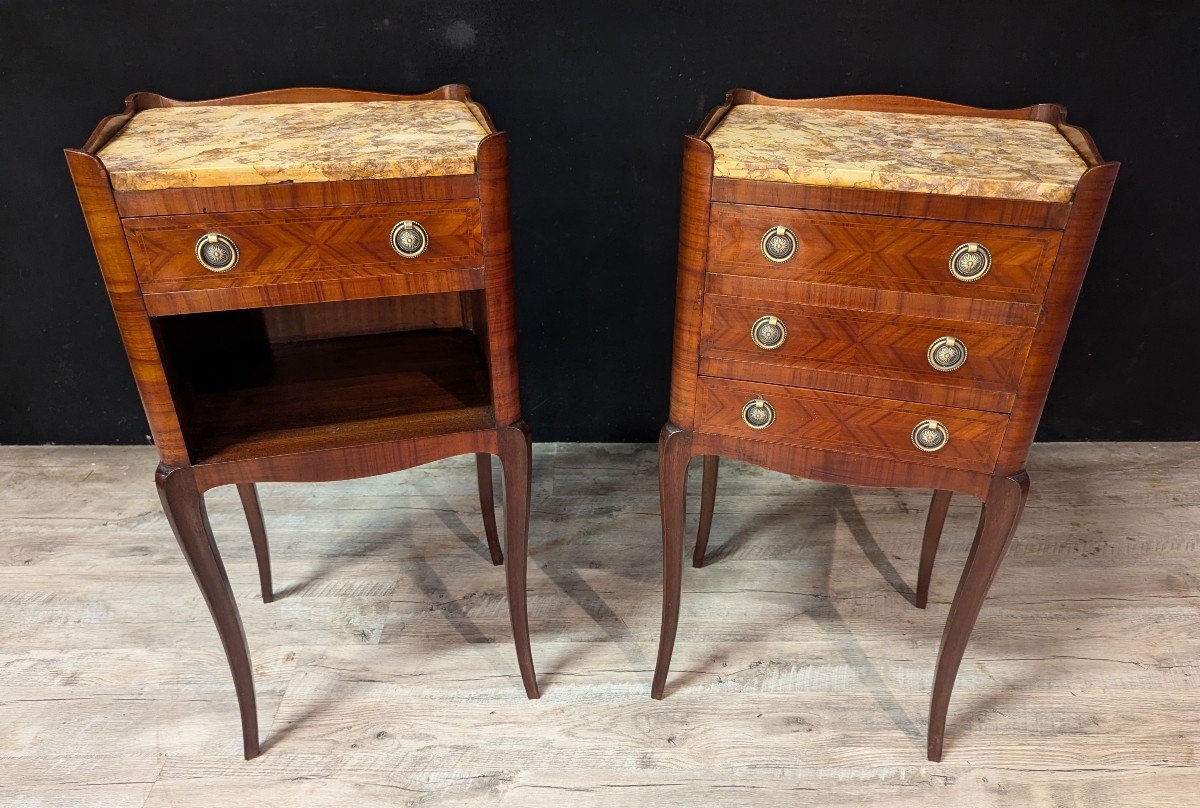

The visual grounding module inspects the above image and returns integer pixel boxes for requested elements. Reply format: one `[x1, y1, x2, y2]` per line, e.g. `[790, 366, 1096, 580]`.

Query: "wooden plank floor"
[1, 443, 1197, 806]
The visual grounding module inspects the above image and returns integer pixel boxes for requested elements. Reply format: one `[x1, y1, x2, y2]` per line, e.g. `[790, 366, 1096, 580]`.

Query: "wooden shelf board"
[182, 328, 494, 465]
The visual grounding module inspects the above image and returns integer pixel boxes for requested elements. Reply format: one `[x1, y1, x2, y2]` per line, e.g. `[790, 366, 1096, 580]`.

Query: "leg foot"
[476, 453, 504, 566]
[916, 490, 952, 609]
[927, 471, 1029, 762]
[692, 455, 719, 568]
[652, 423, 692, 699]
[157, 465, 260, 760]
[497, 423, 538, 698]
[236, 483, 273, 604]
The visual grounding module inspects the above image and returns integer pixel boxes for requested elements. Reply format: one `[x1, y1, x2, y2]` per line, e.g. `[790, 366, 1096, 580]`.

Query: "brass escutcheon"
[927, 336, 968, 372]
[750, 315, 788, 350]
[741, 398, 776, 429]
[911, 419, 950, 452]
[760, 226, 798, 263]
[194, 232, 239, 272]
[949, 242, 992, 282]
[390, 220, 429, 258]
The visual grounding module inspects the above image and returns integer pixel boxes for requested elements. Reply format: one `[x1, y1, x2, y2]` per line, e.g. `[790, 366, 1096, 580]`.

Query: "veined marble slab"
[706, 105, 1089, 202]
[97, 100, 489, 192]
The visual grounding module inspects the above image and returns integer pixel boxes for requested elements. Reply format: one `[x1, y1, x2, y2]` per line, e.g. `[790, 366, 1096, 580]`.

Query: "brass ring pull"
[911, 419, 950, 452]
[927, 336, 968, 372]
[194, 233, 239, 272]
[741, 398, 776, 429]
[949, 242, 992, 282]
[750, 315, 788, 350]
[760, 226, 798, 263]
[390, 220, 429, 258]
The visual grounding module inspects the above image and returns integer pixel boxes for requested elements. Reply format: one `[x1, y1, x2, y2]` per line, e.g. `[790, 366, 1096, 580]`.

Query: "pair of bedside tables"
[68, 87, 1115, 762]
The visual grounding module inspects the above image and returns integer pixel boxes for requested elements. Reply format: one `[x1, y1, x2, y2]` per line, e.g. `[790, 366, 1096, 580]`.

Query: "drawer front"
[696, 377, 1006, 473]
[699, 295, 1035, 411]
[124, 200, 482, 292]
[708, 204, 1062, 303]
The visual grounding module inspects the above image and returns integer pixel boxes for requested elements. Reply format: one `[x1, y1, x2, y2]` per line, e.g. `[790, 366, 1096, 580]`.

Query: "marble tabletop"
[706, 105, 1089, 202]
[97, 100, 489, 192]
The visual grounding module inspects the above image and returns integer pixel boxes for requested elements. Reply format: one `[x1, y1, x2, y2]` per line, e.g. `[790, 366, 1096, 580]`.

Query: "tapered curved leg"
[236, 483, 273, 604]
[692, 455, 719, 568]
[927, 471, 1029, 762]
[157, 465, 259, 760]
[476, 453, 504, 566]
[496, 423, 538, 698]
[916, 489, 952, 609]
[652, 423, 693, 699]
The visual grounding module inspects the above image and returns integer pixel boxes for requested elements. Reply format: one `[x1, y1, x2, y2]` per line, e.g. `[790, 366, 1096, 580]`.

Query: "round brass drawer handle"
[912, 419, 950, 452]
[750, 315, 788, 350]
[390, 220, 429, 258]
[194, 233, 239, 273]
[760, 226, 798, 263]
[927, 336, 968, 372]
[949, 242, 992, 282]
[741, 398, 776, 430]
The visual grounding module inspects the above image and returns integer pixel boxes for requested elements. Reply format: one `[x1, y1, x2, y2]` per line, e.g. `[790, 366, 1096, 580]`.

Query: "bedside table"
[66, 85, 537, 759]
[652, 90, 1117, 761]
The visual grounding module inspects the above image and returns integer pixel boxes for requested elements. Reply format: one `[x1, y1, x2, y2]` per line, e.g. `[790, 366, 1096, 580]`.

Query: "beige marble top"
[97, 100, 489, 191]
[706, 105, 1089, 202]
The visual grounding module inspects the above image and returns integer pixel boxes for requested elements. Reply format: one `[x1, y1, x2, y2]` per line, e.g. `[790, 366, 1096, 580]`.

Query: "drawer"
[708, 204, 1062, 304]
[696, 377, 1006, 473]
[698, 295, 1035, 412]
[124, 200, 482, 315]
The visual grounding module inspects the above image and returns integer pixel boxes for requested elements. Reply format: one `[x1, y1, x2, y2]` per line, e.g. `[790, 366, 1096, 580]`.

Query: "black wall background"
[1, 1, 1196, 444]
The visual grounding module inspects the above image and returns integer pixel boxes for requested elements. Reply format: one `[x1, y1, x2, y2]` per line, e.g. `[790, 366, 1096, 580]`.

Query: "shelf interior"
[159, 315, 494, 464]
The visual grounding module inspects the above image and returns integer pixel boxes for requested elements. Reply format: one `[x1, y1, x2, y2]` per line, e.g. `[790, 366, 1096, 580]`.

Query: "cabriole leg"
[916, 489, 953, 609]
[652, 424, 692, 699]
[927, 472, 1029, 761]
[157, 464, 260, 760]
[236, 483, 273, 603]
[497, 424, 538, 698]
[476, 453, 504, 566]
[692, 455, 719, 568]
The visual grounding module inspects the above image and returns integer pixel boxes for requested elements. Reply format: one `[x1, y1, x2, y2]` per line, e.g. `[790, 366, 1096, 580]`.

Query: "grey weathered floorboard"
[0, 443, 1197, 806]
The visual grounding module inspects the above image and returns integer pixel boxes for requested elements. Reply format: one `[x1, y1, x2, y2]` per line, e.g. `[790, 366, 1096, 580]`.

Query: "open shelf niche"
[152, 292, 494, 464]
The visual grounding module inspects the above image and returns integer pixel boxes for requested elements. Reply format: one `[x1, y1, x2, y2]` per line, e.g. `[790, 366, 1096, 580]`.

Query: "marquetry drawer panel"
[124, 200, 482, 314]
[698, 295, 1035, 412]
[708, 204, 1062, 304]
[696, 377, 1006, 473]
